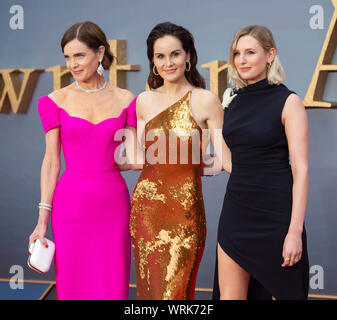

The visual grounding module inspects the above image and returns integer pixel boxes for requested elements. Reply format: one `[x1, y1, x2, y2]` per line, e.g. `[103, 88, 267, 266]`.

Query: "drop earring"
[97, 59, 104, 76]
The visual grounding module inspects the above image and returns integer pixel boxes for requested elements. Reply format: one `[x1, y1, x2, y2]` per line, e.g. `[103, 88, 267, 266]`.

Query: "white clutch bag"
[28, 238, 55, 273]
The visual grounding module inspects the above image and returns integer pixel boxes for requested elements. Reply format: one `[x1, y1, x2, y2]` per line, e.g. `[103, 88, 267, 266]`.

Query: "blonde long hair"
[228, 25, 285, 88]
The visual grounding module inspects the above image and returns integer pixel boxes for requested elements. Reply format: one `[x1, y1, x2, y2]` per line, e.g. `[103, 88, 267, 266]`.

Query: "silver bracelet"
[39, 203, 52, 212]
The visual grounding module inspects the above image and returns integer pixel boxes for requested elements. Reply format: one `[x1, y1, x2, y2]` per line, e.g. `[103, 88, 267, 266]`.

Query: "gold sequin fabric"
[130, 91, 206, 300]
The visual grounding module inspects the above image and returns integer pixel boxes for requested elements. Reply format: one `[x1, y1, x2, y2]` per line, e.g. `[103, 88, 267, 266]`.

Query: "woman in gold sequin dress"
[130, 22, 227, 300]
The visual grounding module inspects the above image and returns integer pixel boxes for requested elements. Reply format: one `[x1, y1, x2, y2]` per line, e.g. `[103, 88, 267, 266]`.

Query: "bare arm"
[118, 95, 145, 171]
[29, 128, 61, 247]
[281, 94, 309, 267]
[198, 91, 232, 175]
[118, 125, 143, 171]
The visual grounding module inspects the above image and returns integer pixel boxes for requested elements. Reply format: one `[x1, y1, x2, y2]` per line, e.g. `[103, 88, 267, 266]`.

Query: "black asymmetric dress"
[213, 78, 309, 300]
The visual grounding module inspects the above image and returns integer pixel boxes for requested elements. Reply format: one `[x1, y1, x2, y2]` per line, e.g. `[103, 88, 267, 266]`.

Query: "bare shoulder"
[48, 88, 66, 104]
[119, 87, 135, 101]
[111, 87, 135, 108]
[136, 90, 157, 110]
[283, 93, 305, 115]
[282, 93, 307, 126]
[192, 88, 221, 106]
[285, 93, 303, 105]
[137, 90, 155, 103]
[136, 90, 162, 121]
[191, 88, 222, 114]
[48, 84, 74, 105]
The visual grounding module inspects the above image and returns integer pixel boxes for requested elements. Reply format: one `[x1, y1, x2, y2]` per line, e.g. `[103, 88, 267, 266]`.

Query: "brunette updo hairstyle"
[61, 21, 114, 70]
[147, 22, 205, 89]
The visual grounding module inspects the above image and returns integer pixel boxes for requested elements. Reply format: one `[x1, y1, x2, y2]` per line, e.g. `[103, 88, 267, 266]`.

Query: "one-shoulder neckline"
[145, 90, 192, 128]
[43, 95, 136, 126]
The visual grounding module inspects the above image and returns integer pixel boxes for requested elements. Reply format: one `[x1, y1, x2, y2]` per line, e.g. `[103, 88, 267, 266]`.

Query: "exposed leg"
[217, 243, 250, 300]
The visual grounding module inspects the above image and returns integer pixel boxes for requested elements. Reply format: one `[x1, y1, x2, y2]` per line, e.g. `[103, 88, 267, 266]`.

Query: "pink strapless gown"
[37, 95, 137, 300]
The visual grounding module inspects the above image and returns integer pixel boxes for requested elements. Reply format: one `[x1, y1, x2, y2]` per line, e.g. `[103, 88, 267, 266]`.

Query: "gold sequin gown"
[130, 90, 206, 300]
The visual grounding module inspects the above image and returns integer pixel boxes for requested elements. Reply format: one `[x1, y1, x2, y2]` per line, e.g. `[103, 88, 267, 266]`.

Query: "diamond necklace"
[75, 80, 107, 93]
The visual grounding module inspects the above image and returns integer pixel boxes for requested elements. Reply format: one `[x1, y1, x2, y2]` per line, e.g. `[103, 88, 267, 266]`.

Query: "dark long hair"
[147, 22, 205, 89]
[61, 21, 114, 70]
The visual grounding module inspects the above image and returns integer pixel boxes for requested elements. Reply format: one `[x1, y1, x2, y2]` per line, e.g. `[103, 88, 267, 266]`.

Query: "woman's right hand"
[29, 222, 48, 249]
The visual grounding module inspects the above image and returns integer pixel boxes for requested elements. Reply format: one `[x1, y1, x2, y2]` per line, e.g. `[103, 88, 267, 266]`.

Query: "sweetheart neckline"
[44, 95, 130, 126]
[60, 107, 126, 126]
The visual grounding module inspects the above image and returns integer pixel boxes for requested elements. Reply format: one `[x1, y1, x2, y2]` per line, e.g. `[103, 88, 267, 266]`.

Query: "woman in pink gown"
[28, 21, 137, 300]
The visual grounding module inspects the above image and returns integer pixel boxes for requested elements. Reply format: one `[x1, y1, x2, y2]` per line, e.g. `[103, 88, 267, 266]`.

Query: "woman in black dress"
[213, 25, 309, 300]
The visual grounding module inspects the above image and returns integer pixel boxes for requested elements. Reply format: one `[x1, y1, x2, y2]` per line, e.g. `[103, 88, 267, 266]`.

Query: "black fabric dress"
[213, 78, 309, 300]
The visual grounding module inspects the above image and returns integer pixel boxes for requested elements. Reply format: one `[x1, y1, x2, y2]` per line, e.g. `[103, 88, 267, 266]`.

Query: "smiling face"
[233, 35, 275, 85]
[63, 38, 104, 82]
[153, 35, 190, 84]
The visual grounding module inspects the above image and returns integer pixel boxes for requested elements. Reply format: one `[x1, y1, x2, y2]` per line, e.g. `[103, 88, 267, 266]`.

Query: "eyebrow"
[64, 52, 86, 57]
[154, 49, 182, 55]
[234, 48, 255, 52]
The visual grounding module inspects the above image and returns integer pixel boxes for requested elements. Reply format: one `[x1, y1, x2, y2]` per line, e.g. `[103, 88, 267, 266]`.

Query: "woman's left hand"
[202, 154, 222, 176]
[281, 231, 303, 267]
